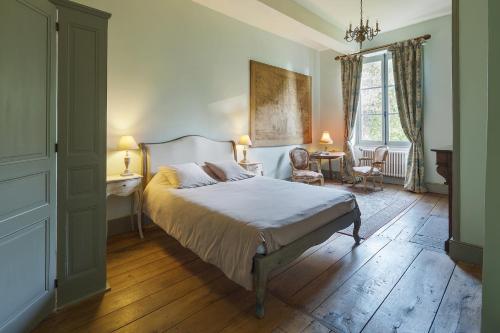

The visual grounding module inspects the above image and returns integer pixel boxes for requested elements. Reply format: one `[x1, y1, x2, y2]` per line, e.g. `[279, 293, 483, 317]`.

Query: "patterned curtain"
[341, 55, 363, 180]
[389, 39, 427, 193]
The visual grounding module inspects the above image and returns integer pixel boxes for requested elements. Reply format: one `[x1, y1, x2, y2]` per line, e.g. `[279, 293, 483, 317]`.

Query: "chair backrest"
[289, 148, 310, 170]
[374, 145, 389, 163]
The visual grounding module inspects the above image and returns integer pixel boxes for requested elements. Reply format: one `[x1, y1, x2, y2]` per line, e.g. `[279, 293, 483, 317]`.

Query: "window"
[356, 52, 409, 147]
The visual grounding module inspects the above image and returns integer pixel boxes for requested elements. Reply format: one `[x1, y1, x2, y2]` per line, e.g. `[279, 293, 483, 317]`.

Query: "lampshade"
[118, 135, 139, 151]
[238, 134, 252, 146]
[319, 131, 333, 144]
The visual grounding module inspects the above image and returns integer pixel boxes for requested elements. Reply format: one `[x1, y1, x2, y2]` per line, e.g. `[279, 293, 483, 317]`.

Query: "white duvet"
[143, 176, 357, 290]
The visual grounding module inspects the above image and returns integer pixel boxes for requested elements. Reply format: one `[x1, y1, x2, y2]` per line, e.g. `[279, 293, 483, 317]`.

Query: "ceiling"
[293, 0, 451, 33]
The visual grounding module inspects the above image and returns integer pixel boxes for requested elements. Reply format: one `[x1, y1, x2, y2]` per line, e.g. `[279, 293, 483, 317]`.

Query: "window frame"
[356, 52, 410, 148]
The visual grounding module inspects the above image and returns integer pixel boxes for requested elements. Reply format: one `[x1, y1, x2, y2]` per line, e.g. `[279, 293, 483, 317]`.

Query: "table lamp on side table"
[238, 134, 252, 163]
[118, 135, 139, 176]
[320, 131, 333, 152]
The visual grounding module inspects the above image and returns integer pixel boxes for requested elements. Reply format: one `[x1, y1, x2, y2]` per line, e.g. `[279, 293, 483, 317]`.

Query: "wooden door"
[0, 0, 57, 332]
[54, 0, 109, 307]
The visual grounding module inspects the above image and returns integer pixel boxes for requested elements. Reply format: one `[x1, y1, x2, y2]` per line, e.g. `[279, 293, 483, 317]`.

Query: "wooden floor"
[33, 187, 482, 333]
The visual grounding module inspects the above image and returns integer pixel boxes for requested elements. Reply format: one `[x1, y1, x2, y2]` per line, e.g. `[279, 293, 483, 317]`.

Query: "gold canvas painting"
[250, 60, 312, 147]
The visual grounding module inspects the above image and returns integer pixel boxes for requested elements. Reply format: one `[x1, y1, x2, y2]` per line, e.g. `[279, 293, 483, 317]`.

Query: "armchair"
[289, 148, 324, 186]
[352, 146, 389, 191]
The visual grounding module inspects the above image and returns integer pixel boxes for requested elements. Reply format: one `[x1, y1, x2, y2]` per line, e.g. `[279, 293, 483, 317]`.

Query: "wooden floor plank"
[106, 226, 165, 253]
[269, 234, 356, 300]
[34, 260, 216, 333]
[290, 236, 390, 312]
[108, 249, 198, 293]
[165, 289, 254, 333]
[76, 269, 224, 333]
[219, 295, 300, 333]
[115, 277, 240, 333]
[362, 250, 455, 333]
[313, 240, 422, 333]
[410, 215, 448, 250]
[429, 263, 482, 333]
[269, 233, 340, 279]
[379, 194, 440, 241]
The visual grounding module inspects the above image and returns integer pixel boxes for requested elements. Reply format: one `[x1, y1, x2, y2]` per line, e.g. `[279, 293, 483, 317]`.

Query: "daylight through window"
[357, 52, 409, 147]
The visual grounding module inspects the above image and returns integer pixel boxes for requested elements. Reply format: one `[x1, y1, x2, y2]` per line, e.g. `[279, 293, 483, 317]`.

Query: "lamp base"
[120, 171, 133, 176]
[239, 159, 250, 164]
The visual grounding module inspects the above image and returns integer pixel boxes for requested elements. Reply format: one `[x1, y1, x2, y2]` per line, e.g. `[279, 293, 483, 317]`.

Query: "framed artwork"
[250, 60, 312, 147]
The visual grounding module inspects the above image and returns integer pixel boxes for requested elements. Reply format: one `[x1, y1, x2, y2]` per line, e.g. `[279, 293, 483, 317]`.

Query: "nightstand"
[106, 174, 144, 238]
[239, 161, 264, 176]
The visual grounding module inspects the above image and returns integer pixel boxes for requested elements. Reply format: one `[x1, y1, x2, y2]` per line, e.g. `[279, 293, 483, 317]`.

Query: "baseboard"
[426, 182, 449, 195]
[449, 238, 483, 265]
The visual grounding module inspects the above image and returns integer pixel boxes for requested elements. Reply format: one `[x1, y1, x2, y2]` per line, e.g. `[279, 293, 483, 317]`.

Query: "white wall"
[75, 0, 321, 219]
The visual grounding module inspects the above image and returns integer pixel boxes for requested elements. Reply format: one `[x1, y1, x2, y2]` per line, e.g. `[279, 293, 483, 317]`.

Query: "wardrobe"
[0, 0, 109, 332]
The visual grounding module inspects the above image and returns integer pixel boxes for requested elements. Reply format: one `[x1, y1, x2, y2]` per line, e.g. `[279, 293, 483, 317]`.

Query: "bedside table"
[106, 174, 144, 238]
[239, 161, 264, 176]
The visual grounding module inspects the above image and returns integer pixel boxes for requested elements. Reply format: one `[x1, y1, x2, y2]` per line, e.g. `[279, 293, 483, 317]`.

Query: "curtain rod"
[334, 34, 431, 61]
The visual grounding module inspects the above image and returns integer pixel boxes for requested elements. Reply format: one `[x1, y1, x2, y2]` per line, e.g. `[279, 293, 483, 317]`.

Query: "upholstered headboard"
[140, 135, 237, 184]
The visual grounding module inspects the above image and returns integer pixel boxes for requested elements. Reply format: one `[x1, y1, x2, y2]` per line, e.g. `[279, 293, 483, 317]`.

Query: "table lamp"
[238, 134, 252, 163]
[118, 135, 139, 176]
[320, 131, 333, 152]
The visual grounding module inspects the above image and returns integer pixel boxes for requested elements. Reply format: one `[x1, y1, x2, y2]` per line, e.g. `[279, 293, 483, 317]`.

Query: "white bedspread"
[143, 176, 357, 290]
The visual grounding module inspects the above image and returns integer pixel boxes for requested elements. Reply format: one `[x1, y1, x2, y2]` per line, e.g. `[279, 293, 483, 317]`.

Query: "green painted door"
[55, 1, 108, 307]
[0, 0, 57, 332]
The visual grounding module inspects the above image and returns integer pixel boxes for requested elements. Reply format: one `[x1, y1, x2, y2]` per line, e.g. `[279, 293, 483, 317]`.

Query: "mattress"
[143, 176, 358, 289]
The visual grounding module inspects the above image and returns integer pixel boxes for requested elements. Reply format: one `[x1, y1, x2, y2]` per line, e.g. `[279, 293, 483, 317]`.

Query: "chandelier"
[344, 0, 381, 48]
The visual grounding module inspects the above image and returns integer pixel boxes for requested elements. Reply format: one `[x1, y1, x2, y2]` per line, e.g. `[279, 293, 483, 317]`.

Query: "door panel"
[56, 3, 108, 307]
[0, 0, 57, 332]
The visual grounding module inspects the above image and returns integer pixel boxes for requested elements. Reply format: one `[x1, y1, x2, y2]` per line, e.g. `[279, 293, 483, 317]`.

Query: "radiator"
[361, 148, 408, 178]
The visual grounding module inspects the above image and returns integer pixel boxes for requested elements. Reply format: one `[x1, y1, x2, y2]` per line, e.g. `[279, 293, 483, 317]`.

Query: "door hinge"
[55, 22, 59, 31]
[54, 279, 58, 288]
[55, 143, 58, 153]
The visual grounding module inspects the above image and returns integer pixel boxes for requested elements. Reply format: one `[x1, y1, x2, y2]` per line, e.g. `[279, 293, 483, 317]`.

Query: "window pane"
[388, 86, 398, 113]
[361, 61, 382, 88]
[388, 58, 395, 86]
[361, 114, 383, 141]
[360, 88, 383, 114]
[389, 113, 408, 142]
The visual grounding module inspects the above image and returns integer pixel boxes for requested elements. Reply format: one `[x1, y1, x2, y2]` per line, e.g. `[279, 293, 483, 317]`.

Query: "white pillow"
[205, 160, 254, 182]
[158, 163, 218, 189]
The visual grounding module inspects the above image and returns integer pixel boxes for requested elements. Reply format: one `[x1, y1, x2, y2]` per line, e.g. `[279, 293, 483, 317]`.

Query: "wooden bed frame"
[139, 135, 361, 318]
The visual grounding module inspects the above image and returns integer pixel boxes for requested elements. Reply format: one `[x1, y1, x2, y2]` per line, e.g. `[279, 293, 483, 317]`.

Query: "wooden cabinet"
[431, 147, 453, 252]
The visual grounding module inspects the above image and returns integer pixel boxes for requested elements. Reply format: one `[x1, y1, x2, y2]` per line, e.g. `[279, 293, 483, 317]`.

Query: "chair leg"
[351, 174, 357, 187]
[363, 176, 367, 191]
[320, 177, 324, 186]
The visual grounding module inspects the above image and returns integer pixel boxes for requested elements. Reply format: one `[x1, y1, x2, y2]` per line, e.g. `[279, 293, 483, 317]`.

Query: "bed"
[140, 135, 361, 318]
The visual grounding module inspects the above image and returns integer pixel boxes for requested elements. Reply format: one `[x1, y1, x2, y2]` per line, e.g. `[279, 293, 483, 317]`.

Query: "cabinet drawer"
[107, 178, 141, 196]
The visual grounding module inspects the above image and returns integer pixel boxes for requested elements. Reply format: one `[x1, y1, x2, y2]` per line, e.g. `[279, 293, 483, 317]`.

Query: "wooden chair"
[352, 146, 389, 191]
[289, 148, 324, 186]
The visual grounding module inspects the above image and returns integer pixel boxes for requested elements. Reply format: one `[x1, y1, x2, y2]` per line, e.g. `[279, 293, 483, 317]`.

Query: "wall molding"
[449, 238, 483, 265]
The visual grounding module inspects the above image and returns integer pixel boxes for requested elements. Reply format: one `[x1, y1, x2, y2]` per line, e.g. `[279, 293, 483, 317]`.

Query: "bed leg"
[353, 216, 361, 245]
[254, 259, 268, 319]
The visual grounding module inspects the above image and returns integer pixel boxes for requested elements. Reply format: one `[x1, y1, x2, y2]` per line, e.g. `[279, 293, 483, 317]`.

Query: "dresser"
[431, 147, 452, 252]
[106, 174, 143, 238]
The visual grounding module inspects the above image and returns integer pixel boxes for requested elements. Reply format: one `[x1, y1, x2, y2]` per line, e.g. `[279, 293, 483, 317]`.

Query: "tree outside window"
[357, 52, 409, 147]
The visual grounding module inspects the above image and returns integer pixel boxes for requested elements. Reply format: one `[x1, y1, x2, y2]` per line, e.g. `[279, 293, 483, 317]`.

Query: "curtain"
[389, 39, 427, 193]
[341, 55, 363, 181]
